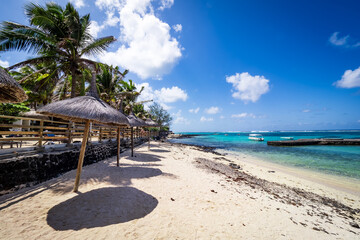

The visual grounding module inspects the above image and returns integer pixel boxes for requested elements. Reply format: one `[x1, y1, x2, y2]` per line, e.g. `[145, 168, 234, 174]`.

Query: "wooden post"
[38, 120, 44, 149]
[89, 123, 92, 143]
[131, 127, 134, 157]
[117, 127, 121, 167]
[67, 121, 72, 147]
[99, 127, 102, 143]
[73, 120, 91, 192]
[148, 129, 150, 150]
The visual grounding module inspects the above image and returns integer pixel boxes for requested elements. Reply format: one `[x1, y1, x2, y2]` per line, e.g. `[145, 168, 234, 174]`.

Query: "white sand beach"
[0, 142, 359, 239]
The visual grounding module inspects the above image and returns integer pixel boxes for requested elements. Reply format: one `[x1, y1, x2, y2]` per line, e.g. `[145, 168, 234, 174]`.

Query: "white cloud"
[329, 32, 349, 46]
[88, 21, 104, 38]
[302, 109, 310, 113]
[70, 0, 85, 8]
[104, 10, 121, 26]
[173, 24, 182, 32]
[231, 113, 256, 119]
[155, 86, 188, 103]
[205, 106, 220, 114]
[173, 110, 190, 125]
[329, 32, 360, 48]
[220, 115, 225, 119]
[88, 8, 120, 38]
[95, 0, 122, 9]
[159, 0, 174, 10]
[136, 82, 187, 110]
[189, 107, 200, 114]
[334, 66, 360, 88]
[97, 0, 182, 79]
[226, 72, 270, 103]
[200, 116, 213, 122]
[0, 60, 9, 68]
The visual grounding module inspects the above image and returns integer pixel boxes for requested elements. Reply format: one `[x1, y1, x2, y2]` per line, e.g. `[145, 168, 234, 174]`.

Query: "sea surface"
[169, 131, 360, 180]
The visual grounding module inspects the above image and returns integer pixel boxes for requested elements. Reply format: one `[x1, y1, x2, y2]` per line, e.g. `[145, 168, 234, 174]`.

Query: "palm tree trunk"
[71, 68, 77, 98]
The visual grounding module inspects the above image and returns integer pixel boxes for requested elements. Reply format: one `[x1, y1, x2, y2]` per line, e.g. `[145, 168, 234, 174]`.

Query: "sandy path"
[0, 142, 359, 239]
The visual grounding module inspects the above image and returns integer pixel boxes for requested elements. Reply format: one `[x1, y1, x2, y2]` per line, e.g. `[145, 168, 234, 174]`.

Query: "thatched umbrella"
[144, 117, 159, 150]
[127, 111, 146, 157]
[0, 67, 28, 103]
[37, 71, 129, 192]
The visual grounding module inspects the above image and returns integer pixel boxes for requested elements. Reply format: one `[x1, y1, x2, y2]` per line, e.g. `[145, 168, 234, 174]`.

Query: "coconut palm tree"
[96, 64, 128, 106]
[11, 64, 59, 109]
[0, 2, 116, 98]
[118, 79, 145, 114]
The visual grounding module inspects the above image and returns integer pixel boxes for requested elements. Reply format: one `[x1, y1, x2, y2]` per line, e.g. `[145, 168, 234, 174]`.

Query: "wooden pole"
[117, 127, 121, 167]
[148, 129, 150, 150]
[89, 123, 92, 143]
[67, 121, 72, 147]
[131, 127, 134, 157]
[38, 120, 44, 149]
[73, 120, 90, 192]
[99, 127, 102, 143]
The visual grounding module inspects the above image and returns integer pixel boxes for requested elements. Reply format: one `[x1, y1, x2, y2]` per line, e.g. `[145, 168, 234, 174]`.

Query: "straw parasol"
[144, 117, 159, 150]
[0, 67, 28, 103]
[37, 71, 129, 192]
[127, 111, 146, 157]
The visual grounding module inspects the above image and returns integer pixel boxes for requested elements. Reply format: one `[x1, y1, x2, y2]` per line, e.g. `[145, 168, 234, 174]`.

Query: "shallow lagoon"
[170, 131, 360, 179]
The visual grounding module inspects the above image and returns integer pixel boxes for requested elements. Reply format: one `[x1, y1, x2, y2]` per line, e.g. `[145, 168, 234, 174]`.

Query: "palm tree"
[0, 2, 116, 98]
[118, 79, 145, 114]
[11, 64, 59, 109]
[96, 64, 127, 106]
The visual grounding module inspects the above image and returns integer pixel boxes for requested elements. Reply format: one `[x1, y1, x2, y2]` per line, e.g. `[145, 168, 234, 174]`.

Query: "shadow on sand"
[47, 187, 158, 230]
[50, 165, 164, 194]
[123, 152, 163, 162]
[148, 149, 170, 153]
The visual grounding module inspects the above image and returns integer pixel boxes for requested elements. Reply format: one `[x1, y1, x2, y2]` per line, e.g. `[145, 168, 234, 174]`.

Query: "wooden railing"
[0, 115, 159, 150]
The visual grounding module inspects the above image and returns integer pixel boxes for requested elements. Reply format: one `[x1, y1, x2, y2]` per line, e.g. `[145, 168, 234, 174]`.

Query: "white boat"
[280, 137, 294, 140]
[249, 134, 264, 141]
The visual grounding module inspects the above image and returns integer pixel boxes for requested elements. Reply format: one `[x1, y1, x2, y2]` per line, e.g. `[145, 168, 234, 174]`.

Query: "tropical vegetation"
[0, 2, 172, 130]
[149, 102, 173, 129]
[0, 2, 115, 98]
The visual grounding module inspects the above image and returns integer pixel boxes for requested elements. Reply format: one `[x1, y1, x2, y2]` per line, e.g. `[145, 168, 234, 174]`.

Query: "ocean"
[169, 131, 360, 180]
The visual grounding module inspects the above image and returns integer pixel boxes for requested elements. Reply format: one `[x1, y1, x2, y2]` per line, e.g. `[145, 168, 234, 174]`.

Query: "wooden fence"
[0, 115, 159, 150]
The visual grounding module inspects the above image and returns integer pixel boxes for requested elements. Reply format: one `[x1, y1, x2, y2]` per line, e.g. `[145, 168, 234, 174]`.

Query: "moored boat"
[249, 134, 264, 141]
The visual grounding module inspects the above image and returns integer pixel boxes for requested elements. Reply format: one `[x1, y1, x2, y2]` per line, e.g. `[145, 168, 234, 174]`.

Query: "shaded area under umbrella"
[37, 71, 129, 192]
[0, 67, 28, 103]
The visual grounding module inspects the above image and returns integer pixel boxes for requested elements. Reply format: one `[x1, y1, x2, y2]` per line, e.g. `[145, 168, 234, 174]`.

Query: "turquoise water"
[169, 131, 360, 180]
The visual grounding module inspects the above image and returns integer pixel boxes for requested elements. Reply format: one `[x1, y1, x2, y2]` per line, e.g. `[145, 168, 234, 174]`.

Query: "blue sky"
[1, 0, 360, 132]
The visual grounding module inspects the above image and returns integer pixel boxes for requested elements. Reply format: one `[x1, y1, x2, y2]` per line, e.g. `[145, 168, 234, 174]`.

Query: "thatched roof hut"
[37, 71, 129, 192]
[143, 117, 159, 150]
[127, 111, 146, 127]
[144, 117, 159, 127]
[37, 95, 129, 125]
[126, 111, 146, 157]
[0, 67, 28, 103]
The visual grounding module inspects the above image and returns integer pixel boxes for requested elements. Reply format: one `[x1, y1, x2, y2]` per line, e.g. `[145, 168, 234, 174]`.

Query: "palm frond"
[0, 22, 55, 53]
[81, 36, 116, 56]
[7, 56, 57, 70]
[25, 2, 67, 37]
